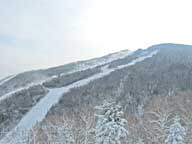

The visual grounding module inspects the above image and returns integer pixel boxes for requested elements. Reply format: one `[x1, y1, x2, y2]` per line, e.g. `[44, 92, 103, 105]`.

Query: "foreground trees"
[165, 116, 186, 144]
[5, 92, 192, 144]
[95, 101, 128, 144]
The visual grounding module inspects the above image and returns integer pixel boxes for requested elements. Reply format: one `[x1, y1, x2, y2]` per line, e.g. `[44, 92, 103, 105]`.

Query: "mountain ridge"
[1, 43, 192, 143]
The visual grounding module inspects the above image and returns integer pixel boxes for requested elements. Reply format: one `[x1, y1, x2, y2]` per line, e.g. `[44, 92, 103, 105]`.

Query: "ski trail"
[0, 75, 57, 102]
[0, 75, 17, 86]
[60, 50, 132, 76]
[0, 50, 158, 144]
[0, 51, 132, 102]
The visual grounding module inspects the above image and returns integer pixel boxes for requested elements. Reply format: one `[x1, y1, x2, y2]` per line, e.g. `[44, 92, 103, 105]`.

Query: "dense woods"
[0, 44, 192, 143]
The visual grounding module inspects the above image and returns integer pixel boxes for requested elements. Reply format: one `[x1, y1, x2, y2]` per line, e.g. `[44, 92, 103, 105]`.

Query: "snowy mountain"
[0, 44, 192, 144]
[0, 50, 131, 97]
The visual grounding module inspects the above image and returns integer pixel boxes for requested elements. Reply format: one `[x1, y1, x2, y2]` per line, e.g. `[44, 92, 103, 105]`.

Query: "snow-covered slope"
[72, 50, 132, 74]
[0, 50, 131, 100]
[0, 75, 55, 102]
[0, 50, 158, 144]
[0, 75, 17, 86]
[2, 44, 192, 144]
[43, 44, 192, 144]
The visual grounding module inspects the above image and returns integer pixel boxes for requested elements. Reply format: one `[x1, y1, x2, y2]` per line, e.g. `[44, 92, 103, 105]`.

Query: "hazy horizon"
[0, 47, 135, 79]
[1, 0, 192, 79]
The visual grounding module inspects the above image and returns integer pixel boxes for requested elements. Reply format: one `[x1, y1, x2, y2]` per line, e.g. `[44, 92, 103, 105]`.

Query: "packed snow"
[60, 50, 132, 76]
[0, 51, 132, 102]
[0, 75, 84, 102]
[0, 50, 158, 144]
[0, 75, 17, 86]
[0, 75, 56, 102]
[117, 50, 158, 69]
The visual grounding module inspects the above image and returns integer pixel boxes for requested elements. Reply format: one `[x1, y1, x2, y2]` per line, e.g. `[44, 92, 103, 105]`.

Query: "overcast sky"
[1, 0, 192, 79]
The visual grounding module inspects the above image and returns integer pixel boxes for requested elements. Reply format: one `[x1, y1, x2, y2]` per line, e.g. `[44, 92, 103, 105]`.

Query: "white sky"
[0, 0, 192, 78]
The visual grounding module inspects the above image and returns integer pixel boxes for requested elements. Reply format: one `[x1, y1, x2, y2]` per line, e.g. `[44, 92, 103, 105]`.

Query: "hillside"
[0, 44, 192, 144]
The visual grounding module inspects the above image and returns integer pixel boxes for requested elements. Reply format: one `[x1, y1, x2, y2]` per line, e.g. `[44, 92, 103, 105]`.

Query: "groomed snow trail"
[0, 75, 56, 102]
[0, 50, 158, 144]
[0, 75, 17, 86]
[60, 50, 132, 76]
[0, 51, 132, 103]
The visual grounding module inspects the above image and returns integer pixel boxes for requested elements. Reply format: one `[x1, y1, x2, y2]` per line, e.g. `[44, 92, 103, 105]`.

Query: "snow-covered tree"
[95, 101, 128, 144]
[136, 138, 145, 144]
[44, 123, 74, 144]
[138, 104, 144, 117]
[6, 128, 34, 144]
[30, 120, 75, 144]
[165, 115, 186, 144]
[77, 108, 95, 144]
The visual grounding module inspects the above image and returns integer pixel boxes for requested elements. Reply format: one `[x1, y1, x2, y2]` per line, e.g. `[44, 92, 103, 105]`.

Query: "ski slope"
[0, 50, 158, 144]
[0, 75, 17, 86]
[0, 51, 132, 103]
[0, 75, 56, 102]
[60, 50, 132, 76]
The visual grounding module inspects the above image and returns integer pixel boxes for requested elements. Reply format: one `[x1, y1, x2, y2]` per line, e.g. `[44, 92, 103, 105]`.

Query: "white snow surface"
[0, 75, 17, 86]
[60, 50, 132, 76]
[0, 50, 132, 102]
[0, 50, 158, 144]
[0, 75, 56, 102]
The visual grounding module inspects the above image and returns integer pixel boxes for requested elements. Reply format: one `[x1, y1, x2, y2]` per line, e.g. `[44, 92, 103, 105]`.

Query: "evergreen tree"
[165, 115, 186, 144]
[136, 138, 145, 144]
[95, 101, 128, 144]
